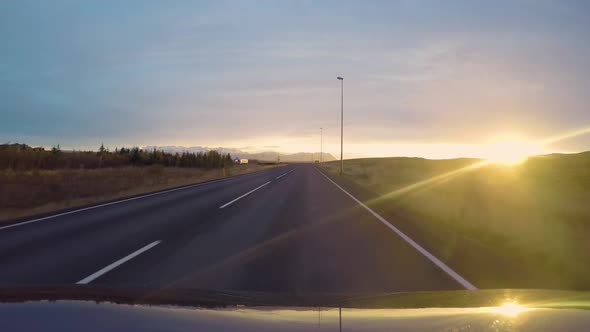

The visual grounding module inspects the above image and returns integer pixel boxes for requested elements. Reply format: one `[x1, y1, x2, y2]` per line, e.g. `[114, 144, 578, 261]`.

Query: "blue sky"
[2, 0, 590, 158]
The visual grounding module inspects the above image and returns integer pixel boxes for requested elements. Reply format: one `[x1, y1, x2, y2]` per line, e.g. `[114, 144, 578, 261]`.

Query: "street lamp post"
[320, 127, 323, 163]
[337, 76, 344, 175]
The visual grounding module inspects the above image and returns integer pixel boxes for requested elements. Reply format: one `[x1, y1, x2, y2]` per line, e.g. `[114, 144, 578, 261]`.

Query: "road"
[0, 164, 472, 293]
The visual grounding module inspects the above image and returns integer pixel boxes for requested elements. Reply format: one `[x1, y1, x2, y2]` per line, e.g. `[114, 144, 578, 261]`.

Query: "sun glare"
[483, 135, 542, 166]
[488, 301, 529, 317]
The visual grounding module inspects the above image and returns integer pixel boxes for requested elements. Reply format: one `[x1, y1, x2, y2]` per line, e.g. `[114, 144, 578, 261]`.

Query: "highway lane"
[0, 166, 294, 284]
[0, 164, 469, 292]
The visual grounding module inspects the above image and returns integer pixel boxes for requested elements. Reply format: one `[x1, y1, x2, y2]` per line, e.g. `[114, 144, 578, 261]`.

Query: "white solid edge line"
[0, 167, 284, 231]
[76, 240, 161, 284]
[219, 181, 272, 209]
[315, 168, 477, 290]
[275, 167, 297, 180]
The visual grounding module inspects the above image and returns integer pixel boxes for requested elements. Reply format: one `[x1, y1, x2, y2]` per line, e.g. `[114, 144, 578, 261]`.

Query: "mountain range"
[143, 146, 336, 163]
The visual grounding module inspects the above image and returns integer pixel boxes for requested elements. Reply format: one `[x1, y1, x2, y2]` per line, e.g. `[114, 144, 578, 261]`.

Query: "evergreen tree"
[98, 143, 106, 155]
[130, 147, 142, 164]
[51, 144, 61, 155]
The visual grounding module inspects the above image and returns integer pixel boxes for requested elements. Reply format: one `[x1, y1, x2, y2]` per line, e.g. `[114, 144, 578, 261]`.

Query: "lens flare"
[488, 301, 529, 317]
[482, 135, 542, 166]
[540, 126, 590, 146]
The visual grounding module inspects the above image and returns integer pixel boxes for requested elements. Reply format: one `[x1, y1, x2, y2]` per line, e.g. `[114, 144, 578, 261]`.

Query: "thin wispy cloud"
[1, 0, 589, 157]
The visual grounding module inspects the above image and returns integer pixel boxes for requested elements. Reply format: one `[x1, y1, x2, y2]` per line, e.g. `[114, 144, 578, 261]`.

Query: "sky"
[2, 0, 590, 159]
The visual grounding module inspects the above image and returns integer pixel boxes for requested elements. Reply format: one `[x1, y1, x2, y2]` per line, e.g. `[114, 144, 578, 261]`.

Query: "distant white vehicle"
[239, 159, 249, 164]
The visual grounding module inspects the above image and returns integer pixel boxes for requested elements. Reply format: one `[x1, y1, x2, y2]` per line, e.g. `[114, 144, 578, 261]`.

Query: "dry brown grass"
[0, 164, 278, 221]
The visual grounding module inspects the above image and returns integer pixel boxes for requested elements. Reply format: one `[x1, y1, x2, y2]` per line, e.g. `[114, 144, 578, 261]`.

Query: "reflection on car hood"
[1, 286, 590, 331]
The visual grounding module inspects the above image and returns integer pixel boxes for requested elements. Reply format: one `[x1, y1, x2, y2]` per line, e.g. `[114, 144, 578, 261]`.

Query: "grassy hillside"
[321, 152, 590, 290]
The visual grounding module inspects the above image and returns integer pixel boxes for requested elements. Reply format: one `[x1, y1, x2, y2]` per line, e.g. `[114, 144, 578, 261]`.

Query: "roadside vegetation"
[0, 143, 233, 170]
[0, 143, 277, 221]
[320, 152, 590, 290]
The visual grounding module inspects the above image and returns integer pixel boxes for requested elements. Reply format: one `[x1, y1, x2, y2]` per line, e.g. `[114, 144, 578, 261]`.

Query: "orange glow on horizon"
[480, 134, 543, 166]
[173, 124, 590, 160]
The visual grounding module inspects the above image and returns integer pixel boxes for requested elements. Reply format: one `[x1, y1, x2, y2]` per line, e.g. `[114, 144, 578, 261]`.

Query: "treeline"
[0, 143, 234, 171]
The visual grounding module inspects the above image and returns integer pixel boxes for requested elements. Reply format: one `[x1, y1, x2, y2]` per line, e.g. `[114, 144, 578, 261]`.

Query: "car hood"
[1, 286, 590, 331]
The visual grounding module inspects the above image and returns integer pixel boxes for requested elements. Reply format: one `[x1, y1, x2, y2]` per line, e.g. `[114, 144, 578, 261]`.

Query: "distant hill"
[320, 150, 590, 289]
[144, 146, 336, 163]
[0, 143, 45, 152]
[142, 145, 243, 156]
[238, 151, 336, 163]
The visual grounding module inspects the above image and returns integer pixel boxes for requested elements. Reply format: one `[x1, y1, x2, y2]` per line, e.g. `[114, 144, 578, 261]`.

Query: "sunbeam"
[366, 160, 490, 206]
[539, 126, 590, 146]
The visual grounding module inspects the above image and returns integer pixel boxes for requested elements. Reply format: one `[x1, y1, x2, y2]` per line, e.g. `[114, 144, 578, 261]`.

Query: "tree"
[130, 147, 142, 164]
[51, 144, 61, 155]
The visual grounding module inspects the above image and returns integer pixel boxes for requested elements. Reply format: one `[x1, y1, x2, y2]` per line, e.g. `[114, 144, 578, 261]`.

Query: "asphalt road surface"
[0, 165, 472, 292]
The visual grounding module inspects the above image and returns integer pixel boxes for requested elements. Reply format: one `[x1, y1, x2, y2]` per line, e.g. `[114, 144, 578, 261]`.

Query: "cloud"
[1, 0, 590, 156]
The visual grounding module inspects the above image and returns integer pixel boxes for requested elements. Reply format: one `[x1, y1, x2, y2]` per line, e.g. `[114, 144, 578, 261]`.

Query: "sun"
[488, 301, 530, 317]
[483, 135, 542, 166]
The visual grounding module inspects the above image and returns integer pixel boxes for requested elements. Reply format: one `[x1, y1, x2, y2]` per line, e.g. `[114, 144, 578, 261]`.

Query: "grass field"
[321, 152, 590, 290]
[0, 164, 279, 221]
